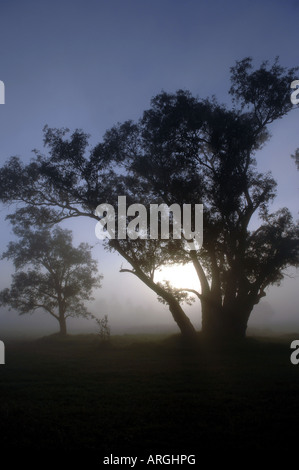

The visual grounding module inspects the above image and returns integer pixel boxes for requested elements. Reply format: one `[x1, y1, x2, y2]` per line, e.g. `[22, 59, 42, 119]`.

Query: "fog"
[0, 0, 298, 340]
[0, 217, 298, 340]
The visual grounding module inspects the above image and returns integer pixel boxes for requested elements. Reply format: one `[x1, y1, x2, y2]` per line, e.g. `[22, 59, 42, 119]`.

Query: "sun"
[154, 263, 200, 291]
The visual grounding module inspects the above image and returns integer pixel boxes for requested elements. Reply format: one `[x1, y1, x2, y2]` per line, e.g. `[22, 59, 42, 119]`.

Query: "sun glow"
[154, 263, 200, 291]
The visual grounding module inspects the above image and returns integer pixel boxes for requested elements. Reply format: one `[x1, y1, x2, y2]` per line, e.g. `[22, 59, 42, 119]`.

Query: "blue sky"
[0, 0, 298, 337]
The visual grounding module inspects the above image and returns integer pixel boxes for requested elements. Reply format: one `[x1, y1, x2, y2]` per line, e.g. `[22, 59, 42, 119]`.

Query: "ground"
[0, 333, 298, 464]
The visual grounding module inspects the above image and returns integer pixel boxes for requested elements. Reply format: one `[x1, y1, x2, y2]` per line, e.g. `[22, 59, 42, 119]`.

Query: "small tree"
[95, 315, 111, 343]
[0, 227, 102, 336]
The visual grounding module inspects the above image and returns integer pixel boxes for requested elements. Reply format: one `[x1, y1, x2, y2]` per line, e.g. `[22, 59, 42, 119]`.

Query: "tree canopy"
[0, 57, 298, 340]
[0, 227, 102, 335]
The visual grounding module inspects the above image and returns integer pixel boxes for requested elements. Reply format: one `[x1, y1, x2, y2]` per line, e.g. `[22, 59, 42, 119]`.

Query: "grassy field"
[0, 333, 298, 462]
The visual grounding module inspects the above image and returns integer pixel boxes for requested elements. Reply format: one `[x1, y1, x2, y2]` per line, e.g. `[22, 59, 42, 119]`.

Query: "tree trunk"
[201, 300, 251, 341]
[59, 315, 67, 336]
[114, 241, 198, 342]
[168, 299, 198, 341]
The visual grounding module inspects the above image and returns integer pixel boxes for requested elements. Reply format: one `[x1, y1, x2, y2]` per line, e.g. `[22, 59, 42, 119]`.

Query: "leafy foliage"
[0, 57, 298, 338]
[0, 227, 103, 334]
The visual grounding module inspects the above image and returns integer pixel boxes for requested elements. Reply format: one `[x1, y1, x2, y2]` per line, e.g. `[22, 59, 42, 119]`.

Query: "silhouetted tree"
[96, 314, 111, 343]
[291, 148, 299, 170]
[0, 57, 298, 340]
[0, 227, 102, 336]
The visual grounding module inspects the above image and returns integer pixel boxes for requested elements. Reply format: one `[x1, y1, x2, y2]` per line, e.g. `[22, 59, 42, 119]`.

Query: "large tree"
[0, 57, 298, 340]
[0, 227, 102, 336]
